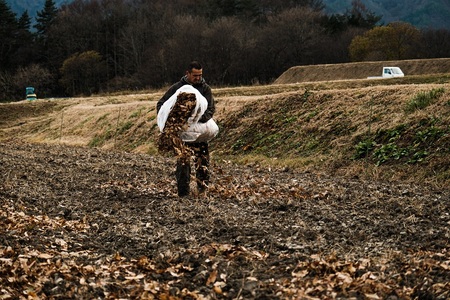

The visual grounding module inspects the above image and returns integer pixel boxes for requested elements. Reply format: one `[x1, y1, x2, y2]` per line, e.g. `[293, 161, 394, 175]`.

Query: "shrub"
[60, 51, 108, 96]
[13, 64, 54, 99]
[353, 139, 376, 159]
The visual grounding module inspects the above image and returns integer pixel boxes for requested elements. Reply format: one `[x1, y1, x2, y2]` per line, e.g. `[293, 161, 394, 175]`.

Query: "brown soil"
[1, 59, 449, 298]
[1, 141, 449, 299]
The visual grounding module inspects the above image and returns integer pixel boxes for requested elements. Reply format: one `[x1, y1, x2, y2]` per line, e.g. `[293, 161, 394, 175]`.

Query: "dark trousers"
[175, 142, 210, 196]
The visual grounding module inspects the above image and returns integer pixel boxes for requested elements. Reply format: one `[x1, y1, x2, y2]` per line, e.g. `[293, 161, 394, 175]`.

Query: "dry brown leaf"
[206, 269, 217, 286]
[157, 92, 196, 158]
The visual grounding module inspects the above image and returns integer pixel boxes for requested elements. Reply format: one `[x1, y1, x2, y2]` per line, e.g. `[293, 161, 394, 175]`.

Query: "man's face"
[186, 68, 202, 84]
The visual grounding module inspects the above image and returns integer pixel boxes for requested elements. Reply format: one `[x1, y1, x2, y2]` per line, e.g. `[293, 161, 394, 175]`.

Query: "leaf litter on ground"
[0, 142, 449, 299]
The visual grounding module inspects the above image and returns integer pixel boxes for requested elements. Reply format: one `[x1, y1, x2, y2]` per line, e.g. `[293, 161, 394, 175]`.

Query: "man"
[157, 61, 216, 197]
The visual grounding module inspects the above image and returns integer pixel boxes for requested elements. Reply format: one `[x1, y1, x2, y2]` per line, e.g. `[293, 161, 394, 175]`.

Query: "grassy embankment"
[1, 59, 449, 187]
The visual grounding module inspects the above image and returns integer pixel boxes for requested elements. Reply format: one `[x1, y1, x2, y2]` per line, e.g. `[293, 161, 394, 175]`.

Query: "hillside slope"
[1, 63, 449, 187]
[275, 58, 450, 84]
[216, 83, 449, 186]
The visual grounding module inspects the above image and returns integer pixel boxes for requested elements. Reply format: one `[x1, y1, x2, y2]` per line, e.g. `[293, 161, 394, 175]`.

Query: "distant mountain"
[6, 0, 450, 30]
[322, 0, 450, 29]
[6, 0, 68, 23]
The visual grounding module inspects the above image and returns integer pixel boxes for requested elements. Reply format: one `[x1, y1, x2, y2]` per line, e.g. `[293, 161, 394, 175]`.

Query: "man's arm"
[156, 84, 180, 113]
[199, 85, 215, 123]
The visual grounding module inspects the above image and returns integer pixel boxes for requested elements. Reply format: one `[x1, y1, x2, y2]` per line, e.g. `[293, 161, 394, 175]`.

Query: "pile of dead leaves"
[1, 200, 449, 299]
[157, 92, 196, 159]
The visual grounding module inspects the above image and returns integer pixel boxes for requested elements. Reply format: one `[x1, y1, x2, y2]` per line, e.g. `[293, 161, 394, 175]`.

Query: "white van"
[368, 67, 404, 79]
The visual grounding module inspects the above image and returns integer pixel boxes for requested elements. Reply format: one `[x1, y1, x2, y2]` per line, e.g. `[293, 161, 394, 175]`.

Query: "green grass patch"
[96, 113, 110, 124]
[353, 139, 376, 159]
[89, 129, 113, 147]
[117, 121, 133, 134]
[353, 118, 448, 166]
[405, 88, 445, 113]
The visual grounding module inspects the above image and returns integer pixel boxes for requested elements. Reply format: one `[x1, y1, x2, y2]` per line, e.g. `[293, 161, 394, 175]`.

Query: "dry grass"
[275, 58, 450, 83]
[1, 59, 449, 187]
[213, 82, 450, 187]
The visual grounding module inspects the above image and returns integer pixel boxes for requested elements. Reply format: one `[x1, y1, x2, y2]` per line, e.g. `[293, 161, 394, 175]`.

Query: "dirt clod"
[1, 142, 449, 299]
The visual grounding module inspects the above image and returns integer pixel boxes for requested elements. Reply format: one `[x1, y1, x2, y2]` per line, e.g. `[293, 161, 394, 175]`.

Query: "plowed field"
[1, 142, 449, 299]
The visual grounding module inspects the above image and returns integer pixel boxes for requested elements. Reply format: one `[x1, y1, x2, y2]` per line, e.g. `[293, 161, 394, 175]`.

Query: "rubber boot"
[192, 142, 210, 193]
[176, 158, 191, 197]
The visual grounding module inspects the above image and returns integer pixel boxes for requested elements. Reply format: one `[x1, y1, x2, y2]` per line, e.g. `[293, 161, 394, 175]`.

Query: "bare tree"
[138, 14, 208, 86]
[419, 28, 450, 58]
[257, 7, 324, 78]
[201, 17, 245, 84]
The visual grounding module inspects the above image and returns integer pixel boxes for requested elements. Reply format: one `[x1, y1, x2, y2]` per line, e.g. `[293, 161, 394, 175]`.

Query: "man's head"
[186, 61, 203, 84]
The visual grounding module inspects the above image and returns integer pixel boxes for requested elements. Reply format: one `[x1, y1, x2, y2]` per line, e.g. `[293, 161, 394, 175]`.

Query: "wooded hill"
[8, 0, 450, 30]
[1, 0, 450, 102]
[323, 0, 450, 29]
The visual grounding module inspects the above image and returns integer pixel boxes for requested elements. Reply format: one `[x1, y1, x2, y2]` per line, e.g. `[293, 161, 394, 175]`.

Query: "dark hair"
[188, 61, 202, 71]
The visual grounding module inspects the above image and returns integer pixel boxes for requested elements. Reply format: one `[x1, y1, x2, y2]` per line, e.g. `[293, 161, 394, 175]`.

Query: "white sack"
[157, 85, 219, 142]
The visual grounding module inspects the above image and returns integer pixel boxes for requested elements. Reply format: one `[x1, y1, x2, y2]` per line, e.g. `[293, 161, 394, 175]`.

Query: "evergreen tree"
[17, 10, 32, 30]
[34, 0, 59, 37]
[0, 0, 17, 33]
[13, 10, 36, 67]
[346, 0, 382, 29]
[33, 0, 59, 69]
[0, 0, 18, 71]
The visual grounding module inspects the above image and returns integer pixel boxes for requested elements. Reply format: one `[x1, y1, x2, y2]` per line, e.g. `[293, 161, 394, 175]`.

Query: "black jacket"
[156, 76, 215, 123]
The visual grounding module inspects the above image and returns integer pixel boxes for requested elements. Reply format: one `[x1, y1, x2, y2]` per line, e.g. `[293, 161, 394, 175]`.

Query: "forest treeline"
[1, 0, 450, 101]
